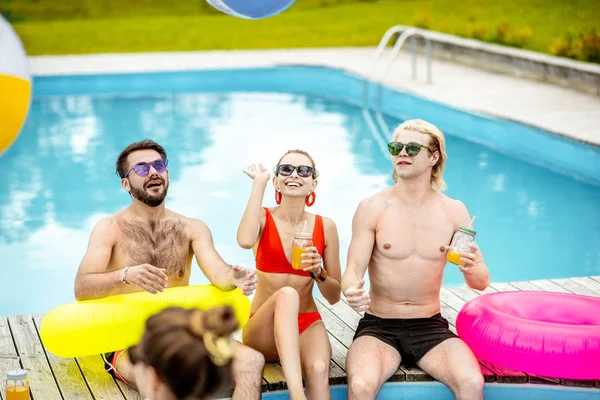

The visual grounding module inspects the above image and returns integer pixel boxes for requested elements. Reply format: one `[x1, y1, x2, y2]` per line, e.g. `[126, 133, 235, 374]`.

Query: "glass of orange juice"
[292, 232, 313, 270]
[447, 227, 476, 266]
[5, 370, 30, 400]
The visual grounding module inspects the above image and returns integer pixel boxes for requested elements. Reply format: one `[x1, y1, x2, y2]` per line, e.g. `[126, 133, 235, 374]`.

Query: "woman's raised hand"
[243, 163, 271, 184]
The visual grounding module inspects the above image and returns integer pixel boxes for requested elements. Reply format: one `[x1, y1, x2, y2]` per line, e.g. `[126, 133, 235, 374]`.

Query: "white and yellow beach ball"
[0, 14, 31, 155]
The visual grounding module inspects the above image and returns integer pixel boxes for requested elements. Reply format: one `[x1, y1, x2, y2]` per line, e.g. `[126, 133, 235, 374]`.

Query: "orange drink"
[5, 370, 29, 400]
[292, 232, 313, 270]
[447, 227, 476, 266]
[292, 246, 309, 270]
[446, 250, 463, 266]
[6, 386, 30, 400]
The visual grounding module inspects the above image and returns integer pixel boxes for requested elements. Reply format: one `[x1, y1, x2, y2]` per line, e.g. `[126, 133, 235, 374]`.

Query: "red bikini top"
[256, 208, 325, 277]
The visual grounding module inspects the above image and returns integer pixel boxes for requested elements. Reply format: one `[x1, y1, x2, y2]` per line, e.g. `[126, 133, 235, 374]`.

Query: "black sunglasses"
[275, 164, 314, 178]
[387, 142, 430, 157]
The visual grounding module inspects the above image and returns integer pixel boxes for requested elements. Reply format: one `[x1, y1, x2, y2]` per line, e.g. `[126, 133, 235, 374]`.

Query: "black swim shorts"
[353, 312, 458, 366]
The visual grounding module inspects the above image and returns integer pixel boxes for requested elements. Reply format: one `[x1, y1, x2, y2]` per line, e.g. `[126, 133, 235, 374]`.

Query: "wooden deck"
[1, 276, 599, 399]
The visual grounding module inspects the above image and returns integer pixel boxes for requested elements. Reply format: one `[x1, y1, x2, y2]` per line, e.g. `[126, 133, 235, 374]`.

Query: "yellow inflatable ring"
[40, 285, 251, 358]
[0, 14, 32, 155]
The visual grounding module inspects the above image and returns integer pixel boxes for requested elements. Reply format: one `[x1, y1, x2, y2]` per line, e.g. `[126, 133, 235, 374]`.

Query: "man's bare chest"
[116, 220, 191, 277]
[374, 208, 454, 260]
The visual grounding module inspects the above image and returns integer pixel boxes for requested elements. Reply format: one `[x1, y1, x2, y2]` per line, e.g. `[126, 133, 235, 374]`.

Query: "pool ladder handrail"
[362, 25, 433, 107]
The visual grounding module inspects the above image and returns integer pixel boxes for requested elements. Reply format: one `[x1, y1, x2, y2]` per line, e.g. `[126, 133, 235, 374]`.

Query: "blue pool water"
[261, 383, 600, 399]
[0, 67, 599, 316]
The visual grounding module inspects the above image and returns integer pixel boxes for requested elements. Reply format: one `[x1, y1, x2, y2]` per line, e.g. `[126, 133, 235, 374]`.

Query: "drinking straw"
[467, 216, 476, 229]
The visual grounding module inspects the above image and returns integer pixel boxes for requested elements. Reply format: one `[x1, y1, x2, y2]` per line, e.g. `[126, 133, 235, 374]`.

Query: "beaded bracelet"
[122, 267, 130, 284]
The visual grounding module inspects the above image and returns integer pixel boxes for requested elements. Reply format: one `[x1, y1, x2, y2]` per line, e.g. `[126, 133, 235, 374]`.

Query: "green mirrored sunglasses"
[387, 141, 430, 157]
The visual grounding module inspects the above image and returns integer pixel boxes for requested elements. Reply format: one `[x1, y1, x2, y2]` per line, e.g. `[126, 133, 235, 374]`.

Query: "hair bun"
[203, 306, 238, 336]
[187, 309, 205, 337]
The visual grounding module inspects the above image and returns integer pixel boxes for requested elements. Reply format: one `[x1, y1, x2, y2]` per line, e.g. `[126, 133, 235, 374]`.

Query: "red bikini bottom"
[249, 311, 322, 334]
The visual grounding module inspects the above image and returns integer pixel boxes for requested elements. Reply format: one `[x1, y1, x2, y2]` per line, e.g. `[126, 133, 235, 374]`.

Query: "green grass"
[1, 0, 363, 20]
[7, 0, 600, 59]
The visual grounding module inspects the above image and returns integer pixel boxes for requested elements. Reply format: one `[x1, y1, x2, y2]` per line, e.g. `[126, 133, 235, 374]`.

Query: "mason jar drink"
[447, 227, 476, 266]
[5, 369, 30, 400]
[291, 232, 313, 270]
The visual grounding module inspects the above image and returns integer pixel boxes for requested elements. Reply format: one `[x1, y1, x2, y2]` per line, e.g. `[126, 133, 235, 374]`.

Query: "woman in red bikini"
[237, 150, 342, 400]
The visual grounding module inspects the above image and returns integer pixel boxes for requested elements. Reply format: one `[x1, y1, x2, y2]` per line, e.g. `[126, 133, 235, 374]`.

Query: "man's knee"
[347, 374, 380, 398]
[455, 371, 484, 397]
[235, 345, 265, 374]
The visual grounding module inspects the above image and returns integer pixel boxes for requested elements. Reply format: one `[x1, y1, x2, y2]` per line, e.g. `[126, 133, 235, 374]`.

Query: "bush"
[495, 22, 510, 44]
[513, 27, 534, 48]
[490, 22, 533, 48]
[470, 25, 488, 41]
[579, 28, 600, 63]
[549, 28, 600, 63]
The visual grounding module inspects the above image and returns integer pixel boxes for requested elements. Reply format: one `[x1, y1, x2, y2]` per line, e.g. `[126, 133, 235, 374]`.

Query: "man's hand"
[243, 163, 271, 185]
[440, 242, 480, 274]
[230, 265, 258, 296]
[125, 264, 169, 294]
[301, 246, 323, 276]
[343, 279, 370, 312]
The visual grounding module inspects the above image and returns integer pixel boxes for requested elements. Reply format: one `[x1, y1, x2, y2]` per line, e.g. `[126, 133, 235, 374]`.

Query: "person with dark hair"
[237, 150, 342, 400]
[129, 305, 238, 400]
[74, 140, 265, 398]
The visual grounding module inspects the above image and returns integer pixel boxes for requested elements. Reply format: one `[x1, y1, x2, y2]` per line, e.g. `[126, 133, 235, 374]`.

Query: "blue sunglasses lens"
[132, 159, 167, 177]
[152, 159, 167, 173]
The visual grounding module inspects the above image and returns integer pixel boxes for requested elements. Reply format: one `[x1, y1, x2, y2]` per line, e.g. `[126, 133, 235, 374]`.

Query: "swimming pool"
[261, 383, 600, 399]
[0, 66, 599, 316]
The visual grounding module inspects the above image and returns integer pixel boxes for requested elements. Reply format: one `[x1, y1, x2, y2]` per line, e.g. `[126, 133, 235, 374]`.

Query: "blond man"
[342, 120, 489, 400]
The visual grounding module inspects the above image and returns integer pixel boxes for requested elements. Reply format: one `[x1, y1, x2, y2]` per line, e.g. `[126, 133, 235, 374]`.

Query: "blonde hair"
[391, 119, 447, 191]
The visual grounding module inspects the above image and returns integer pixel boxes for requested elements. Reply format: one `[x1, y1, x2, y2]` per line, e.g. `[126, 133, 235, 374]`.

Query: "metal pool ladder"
[361, 26, 434, 156]
[362, 25, 434, 107]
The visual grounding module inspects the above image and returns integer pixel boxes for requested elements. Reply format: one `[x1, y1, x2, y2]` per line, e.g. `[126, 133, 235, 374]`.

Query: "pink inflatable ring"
[456, 291, 600, 380]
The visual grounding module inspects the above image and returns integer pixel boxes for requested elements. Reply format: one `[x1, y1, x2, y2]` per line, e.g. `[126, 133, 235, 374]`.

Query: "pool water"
[0, 68, 599, 317]
[260, 383, 600, 399]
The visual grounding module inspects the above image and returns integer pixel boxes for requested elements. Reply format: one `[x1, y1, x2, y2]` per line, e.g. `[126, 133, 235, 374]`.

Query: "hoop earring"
[275, 190, 282, 205]
[305, 192, 316, 207]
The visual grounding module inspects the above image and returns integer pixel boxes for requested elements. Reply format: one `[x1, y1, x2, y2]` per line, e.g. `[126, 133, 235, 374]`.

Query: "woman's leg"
[299, 320, 332, 400]
[242, 287, 306, 400]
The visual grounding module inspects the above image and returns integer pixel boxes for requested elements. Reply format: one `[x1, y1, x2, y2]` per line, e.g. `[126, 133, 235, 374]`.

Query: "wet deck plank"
[0, 317, 20, 400]
[551, 278, 599, 297]
[8, 315, 62, 399]
[570, 277, 600, 295]
[263, 363, 287, 391]
[76, 355, 126, 399]
[529, 279, 571, 293]
[32, 315, 92, 400]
